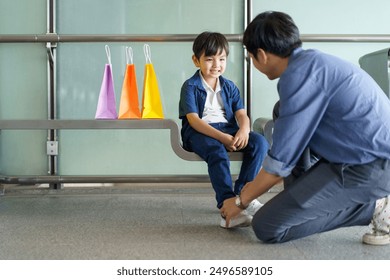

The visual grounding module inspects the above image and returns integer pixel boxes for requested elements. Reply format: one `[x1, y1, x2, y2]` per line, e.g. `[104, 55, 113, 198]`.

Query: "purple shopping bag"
[95, 45, 118, 119]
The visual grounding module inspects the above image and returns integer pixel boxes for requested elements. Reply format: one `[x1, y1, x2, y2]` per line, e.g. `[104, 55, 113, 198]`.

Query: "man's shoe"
[246, 199, 263, 216]
[362, 195, 390, 245]
[362, 231, 390, 245]
[220, 210, 252, 228]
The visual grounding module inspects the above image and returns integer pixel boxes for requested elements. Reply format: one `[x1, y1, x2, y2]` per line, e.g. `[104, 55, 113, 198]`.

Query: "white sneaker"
[246, 199, 263, 216]
[220, 210, 252, 228]
[362, 231, 390, 245]
[362, 195, 390, 245]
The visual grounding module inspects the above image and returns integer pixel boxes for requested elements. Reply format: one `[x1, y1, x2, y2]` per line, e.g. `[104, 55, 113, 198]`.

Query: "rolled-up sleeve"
[179, 82, 198, 118]
[262, 153, 296, 177]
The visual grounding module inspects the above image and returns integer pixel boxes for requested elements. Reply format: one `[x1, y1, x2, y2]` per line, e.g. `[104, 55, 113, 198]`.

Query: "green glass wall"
[0, 0, 245, 176]
[1, 0, 390, 177]
[0, 0, 48, 175]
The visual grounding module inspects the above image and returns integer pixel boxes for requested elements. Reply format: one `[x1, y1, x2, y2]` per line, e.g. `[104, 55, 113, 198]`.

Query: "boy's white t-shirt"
[199, 72, 228, 124]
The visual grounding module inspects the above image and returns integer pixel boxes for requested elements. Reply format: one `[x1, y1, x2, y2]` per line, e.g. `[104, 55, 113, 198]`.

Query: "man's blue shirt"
[179, 70, 244, 143]
[264, 47, 390, 177]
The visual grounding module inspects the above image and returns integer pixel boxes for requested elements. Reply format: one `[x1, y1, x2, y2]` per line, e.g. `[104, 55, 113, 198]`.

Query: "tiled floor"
[0, 183, 389, 260]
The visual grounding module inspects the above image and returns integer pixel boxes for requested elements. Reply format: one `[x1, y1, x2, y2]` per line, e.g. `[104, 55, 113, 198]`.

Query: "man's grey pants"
[252, 157, 390, 243]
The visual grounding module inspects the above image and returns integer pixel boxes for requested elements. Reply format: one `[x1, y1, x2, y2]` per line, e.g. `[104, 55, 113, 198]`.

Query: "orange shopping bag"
[141, 44, 164, 119]
[95, 45, 118, 119]
[118, 47, 141, 119]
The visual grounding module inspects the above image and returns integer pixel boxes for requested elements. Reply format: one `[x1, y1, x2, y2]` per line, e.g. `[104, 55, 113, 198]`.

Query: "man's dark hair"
[193, 32, 230, 60]
[243, 11, 302, 58]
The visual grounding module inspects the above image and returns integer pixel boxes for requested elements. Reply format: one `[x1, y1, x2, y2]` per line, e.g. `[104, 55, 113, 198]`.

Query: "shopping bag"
[141, 44, 164, 119]
[118, 47, 141, 119]
[95, 45, 118, 119]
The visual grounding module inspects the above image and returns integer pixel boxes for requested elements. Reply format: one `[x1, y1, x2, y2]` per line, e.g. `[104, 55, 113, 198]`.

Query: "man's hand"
[220, 197, 242, 227]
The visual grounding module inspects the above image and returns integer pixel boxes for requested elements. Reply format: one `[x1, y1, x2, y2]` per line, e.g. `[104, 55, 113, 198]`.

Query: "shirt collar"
[199, 71, 221, 93]
[289, 47, 303, 62]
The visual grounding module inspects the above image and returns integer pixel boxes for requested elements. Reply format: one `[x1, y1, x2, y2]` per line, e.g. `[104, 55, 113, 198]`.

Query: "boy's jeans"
[184, 123, 269, 208]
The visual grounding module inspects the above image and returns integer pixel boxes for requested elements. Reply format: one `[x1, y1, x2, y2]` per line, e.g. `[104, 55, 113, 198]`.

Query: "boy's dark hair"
[192, 32, 229, 60]
[243, 11, 302, 58]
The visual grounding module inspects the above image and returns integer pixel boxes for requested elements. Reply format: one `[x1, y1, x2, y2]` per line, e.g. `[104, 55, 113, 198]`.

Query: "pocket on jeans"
[288, 161, 344, 208]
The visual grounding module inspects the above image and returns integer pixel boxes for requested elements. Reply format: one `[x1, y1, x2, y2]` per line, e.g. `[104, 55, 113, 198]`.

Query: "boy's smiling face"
[192, 49, 227, 86]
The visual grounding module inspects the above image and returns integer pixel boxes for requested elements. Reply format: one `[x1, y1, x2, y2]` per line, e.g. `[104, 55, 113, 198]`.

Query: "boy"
[179, 32, 269, 228]
[221, 12, 390, 245]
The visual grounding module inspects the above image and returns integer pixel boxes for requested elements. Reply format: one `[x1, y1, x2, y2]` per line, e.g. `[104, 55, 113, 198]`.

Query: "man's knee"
[252, 211, 284, 244]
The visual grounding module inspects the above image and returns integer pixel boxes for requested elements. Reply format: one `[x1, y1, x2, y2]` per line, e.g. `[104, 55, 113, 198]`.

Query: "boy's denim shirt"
[179, 70, 244, 146]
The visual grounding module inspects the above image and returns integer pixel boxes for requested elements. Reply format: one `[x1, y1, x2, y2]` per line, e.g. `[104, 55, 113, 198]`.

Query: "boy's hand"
[220, 133, 237, 152]
[233, 128, 249, 150]
[233, 109, 250, 150]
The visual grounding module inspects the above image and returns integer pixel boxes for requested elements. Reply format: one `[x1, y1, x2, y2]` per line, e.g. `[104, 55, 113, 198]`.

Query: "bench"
[0, 118, 273, 187]
[0, 119, 244, 160]
[0, 119, 267, 188]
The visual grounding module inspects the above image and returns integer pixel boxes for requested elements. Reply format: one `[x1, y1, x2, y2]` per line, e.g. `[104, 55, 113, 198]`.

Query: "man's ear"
[257, 48, 268, 64]
[192, 54, 200, 67]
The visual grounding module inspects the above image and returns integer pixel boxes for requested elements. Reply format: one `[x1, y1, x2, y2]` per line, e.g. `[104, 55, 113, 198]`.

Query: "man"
[221, 11, 390, 245]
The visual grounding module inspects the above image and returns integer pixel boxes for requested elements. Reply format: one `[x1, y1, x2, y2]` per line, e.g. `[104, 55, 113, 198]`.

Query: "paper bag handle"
[126, 46, 134, 65]
[105, 45, 112, 65]
[144, 44, 152, 64]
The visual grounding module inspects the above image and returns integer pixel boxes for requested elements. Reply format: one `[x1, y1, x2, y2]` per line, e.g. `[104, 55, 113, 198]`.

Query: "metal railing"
[2, 34, 390, 43]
